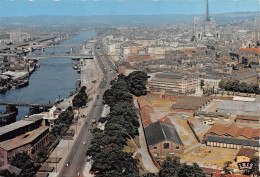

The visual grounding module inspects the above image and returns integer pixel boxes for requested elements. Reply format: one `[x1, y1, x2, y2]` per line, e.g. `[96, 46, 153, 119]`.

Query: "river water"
[0, 30, 96, 121]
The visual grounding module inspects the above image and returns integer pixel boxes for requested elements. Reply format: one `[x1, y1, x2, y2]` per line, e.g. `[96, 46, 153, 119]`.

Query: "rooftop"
[236, 148, 257, 158]
[0, 120, 35, 137]
[206, 136, 259, 147]
[205, 124, 260, 140]
[0, 126, 49, 151]
[217, 100, 260, 116]
[144, 121, 183, 146]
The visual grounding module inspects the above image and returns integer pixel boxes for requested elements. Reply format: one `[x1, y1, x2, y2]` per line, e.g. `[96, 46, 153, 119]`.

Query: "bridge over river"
[27, 54, 94, 60]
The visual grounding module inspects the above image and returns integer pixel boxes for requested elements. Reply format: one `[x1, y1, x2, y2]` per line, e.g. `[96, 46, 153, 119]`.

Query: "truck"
[92, 118, 96, 124]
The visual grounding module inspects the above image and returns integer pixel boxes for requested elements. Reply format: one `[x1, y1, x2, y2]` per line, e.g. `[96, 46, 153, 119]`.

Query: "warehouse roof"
[206, 136, 259, 147]
[0, 126, 49, 151]
[0, 120, 34, 137]
[205, 124, 260, 139]
[145, 121, 183, 146]
[217, 100, 260, 116]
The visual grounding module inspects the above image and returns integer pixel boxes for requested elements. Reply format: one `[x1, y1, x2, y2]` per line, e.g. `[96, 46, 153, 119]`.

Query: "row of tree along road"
[86, 72, 147, 176]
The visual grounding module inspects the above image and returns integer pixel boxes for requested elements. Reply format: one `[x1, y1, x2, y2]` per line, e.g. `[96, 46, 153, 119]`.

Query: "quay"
[0, 102, 53, 108]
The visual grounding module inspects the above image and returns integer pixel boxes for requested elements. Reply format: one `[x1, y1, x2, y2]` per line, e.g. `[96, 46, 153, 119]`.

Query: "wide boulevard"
[58, 40, 116, 177]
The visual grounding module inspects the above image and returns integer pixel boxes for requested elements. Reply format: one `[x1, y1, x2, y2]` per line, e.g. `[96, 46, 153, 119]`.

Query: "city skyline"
[0, 0, 259, 17]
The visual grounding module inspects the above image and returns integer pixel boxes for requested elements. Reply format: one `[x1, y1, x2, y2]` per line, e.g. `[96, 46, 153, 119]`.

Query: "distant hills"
[0, 11, 258, 28]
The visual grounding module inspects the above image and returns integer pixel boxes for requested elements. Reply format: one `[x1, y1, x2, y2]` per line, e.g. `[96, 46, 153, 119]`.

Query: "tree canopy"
[126, 71, 148, 97]
[87, 74, 141, 176]
[159, 156, 205, 177]
[72, 86, 88, 108]
[219, 79, 259, 94]
[10, 152, 37, 177]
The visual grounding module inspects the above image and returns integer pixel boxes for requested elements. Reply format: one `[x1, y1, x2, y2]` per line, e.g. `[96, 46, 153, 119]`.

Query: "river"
[0, 30, 96, 121]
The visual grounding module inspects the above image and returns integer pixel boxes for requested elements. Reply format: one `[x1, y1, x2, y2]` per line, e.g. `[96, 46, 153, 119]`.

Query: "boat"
[53, 98, 64, 105]
[73, 66, 78, 70]
[77, 69, 81, 73]
[16, 80, 29, 89]
[0, 86, 8, 94]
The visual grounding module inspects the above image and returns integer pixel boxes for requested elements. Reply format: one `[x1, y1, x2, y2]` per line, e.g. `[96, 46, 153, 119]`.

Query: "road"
[58, 39, 116, 177]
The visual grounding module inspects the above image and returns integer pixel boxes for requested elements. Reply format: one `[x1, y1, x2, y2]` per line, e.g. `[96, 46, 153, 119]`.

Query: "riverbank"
[44, 42, 103, 177]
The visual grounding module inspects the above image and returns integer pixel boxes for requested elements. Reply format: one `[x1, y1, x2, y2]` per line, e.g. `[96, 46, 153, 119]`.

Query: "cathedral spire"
[206, 0, 210, 22]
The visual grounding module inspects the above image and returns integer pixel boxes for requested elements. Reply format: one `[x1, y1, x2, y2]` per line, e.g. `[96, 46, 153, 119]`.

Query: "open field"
[180, 146, 238, 167]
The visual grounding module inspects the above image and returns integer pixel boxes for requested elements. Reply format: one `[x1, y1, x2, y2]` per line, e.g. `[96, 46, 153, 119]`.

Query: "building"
[235, 148, 257, 163]
[194, 111, 230, 120]
[148, 72, 200, 94]
[0, 126, 49, 166]
[235, 115, 259, 124]
[144, 121, 184, 157]
[217, 100, 260, 116]
[137, 97, 153, 112]
[0, 117, 44, 143]
[192, 0, 220, 42]
[171, 96, 211, 113]
[204, 124, 260, 151]
[0, 165, 22, 176]
[126, 54, 151, 62]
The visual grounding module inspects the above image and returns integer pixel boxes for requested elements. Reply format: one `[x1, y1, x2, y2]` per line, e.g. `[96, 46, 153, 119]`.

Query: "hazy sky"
[0, 0, 259, 17]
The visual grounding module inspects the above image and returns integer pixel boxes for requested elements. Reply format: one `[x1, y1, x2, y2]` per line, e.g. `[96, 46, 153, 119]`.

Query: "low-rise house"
[235, 148, 257, 163]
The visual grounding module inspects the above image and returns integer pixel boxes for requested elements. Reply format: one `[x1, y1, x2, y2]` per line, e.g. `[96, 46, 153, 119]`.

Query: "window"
[176, 146, 180, 150]
[153, 146, 158, 150]
[163, 143, 170, 149]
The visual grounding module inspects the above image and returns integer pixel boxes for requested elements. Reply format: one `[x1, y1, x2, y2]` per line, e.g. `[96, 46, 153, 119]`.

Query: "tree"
[0, 170, 17, 177]
[10, 152, 37, 177]
[200, 80, 204, 88]
[142, 173, 158, 177]
[126, 71, 148, 97]
[218, 80, 225, 89]
[159, 156, 181, 177]
[72, 86, 88, 108]
[247, 156, 260, 176]
[178, 163, 206, 177]
[223, 161, 233, 175]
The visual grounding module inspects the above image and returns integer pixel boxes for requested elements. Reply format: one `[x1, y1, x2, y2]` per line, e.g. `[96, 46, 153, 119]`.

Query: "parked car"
[65, 161, 70, 167]
[203, 120, 215, 125]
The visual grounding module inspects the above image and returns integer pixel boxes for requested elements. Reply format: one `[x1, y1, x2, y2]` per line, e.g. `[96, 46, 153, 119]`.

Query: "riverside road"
[58, 40, 116, 177]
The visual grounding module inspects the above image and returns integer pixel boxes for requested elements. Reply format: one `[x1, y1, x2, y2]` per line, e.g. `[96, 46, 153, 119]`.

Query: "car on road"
[65, 161, 70, 167]
[83, 141, 86, 145]
[96, 95, 99, 99]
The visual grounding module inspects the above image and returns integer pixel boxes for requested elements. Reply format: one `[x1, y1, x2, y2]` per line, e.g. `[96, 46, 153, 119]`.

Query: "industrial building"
[0, 126, 49, 166]
[204, 124, 260, 151]
[144, 121, 184, 157]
